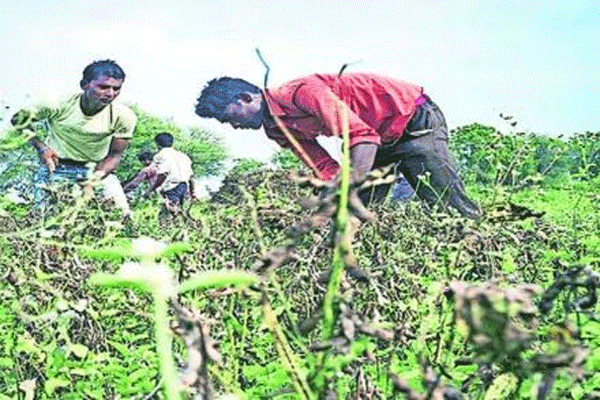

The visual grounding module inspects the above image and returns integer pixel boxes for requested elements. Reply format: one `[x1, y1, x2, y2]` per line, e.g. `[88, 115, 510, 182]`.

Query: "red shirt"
[262, 73, 424, 180]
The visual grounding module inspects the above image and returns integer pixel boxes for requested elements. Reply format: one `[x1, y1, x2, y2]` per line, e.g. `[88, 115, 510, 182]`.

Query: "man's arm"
[12, 109, 59, 172]
[29, 136, 59, 172]
[93, 137, 130, 179]
[350, 143, 378, 181]
[123, 169, 147, 192]
[144, 173, 167, 199]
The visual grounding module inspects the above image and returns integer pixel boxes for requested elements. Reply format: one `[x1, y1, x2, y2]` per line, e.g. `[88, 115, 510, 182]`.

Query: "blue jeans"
[34, 160, 89, 205]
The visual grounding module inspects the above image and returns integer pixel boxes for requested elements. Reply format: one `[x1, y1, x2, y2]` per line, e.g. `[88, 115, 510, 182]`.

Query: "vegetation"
[0, 109, 599, 399]
[0, 106, 228, 196]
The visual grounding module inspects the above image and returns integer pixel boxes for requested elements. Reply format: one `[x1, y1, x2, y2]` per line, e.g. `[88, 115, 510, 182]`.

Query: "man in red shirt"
[195, 73, 480, 219]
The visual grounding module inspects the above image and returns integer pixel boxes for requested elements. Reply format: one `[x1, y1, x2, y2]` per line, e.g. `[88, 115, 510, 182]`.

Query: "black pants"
[360, 98, 480, 219]
[162, 182, 188, 207]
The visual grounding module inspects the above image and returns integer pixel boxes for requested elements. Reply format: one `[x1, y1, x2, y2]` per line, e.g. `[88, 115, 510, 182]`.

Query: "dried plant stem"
[262, 294, 315, 400]
[272, 114, 324, 180]
[154, 296, 181, 400]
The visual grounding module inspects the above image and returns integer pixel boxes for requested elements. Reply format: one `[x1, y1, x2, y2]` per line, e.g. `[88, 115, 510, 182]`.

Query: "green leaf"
[69, 343, 89, 359]
[484, 373, 518, 400]
[501, 251, 516, 273]
[44, 377, 70, 395]
[588, 347, 600, 370]
[0, 357, 14, 368]
[80, 242, 132, 261]
[128, 367, 151, 383]
[108, 341, 130, 357]
[69, 368, 91, 376]
[178, 270, 259, 294]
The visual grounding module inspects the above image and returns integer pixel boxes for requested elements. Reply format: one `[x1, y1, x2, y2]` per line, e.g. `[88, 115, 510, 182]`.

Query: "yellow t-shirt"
[30, 94, 137, 162]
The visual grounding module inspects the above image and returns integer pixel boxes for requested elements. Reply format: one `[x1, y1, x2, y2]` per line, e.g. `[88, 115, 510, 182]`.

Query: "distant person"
[10, 59, 136, 217]
[195, 72, 480, 218]
[144, 132, 195, 209]
[123, 151, 157, 194]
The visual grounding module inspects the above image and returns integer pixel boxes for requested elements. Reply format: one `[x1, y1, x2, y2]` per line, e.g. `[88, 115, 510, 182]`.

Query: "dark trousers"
[360, 98, 480, 219]
[162, 182, 188, 207]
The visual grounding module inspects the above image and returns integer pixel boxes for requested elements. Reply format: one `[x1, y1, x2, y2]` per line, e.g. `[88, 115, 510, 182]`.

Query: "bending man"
[195, 72, 480, 218]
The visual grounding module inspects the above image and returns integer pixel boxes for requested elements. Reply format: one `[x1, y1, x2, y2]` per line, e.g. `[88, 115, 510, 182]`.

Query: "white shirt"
[153, 147, 193, 191]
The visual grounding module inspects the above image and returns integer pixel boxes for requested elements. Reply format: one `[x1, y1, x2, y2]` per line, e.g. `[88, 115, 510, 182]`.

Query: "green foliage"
[229, 158, 265, 177]
[1, 124, 600, 399]
[178, 127, 227, 177]
[451, 123, 600, 187]
[271, 148, 303, 170]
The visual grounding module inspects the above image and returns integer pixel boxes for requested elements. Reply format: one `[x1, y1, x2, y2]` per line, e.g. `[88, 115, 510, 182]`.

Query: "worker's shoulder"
[175, 148, 192, 162]
[111, 100, 137, 124]
[23, 92, 79, 111]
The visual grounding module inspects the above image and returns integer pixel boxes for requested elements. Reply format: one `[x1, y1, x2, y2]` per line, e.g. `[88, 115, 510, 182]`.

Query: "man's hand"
[39, 147, 59, 173]
[84, 170, 104, 198]
[29, 136, 58, 173]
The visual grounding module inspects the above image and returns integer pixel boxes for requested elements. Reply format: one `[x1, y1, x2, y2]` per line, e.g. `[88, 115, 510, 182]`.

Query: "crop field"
[0, 112, 599, 399]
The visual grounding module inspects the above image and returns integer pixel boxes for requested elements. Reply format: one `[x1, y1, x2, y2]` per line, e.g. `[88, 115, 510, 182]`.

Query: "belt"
[58, 159, 89, 168]
[381, 94, 431, 147]
[414, 93, 429, 107]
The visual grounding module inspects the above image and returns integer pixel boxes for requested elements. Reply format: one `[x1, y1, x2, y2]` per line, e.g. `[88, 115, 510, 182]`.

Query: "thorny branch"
[539, 265, 599, 316]
[444, 280, 590, 399]
[171, 301, 222, 400]
[252, 165, 397, 276]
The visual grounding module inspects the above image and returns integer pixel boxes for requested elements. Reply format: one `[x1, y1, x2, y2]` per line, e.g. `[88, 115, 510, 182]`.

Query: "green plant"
[89, 237, 259, 400]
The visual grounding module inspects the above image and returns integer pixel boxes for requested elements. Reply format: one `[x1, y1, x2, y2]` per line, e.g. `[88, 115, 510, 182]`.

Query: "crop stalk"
[322, 101, 351, 340]
[154, 294, 181, 400]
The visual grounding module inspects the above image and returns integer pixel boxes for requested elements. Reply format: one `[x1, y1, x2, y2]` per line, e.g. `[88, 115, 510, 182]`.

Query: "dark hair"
[82, 59, 125, 83]
[155, 132, 174, 148]
[138, 151, 154, 162]
[195, 77, 260, 122]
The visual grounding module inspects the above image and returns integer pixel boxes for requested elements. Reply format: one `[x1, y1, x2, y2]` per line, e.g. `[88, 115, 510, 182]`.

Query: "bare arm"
[11, 109, 58, 172]
[350, 142, 378, 181]
[144, 173, 167, 198]
[29, 136, 59, 172]
[94, 137, 130, 179]
[123, 169, 147, 192]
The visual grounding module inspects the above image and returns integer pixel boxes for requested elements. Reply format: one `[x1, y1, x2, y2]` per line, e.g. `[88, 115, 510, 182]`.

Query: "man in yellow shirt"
[11, 59, 136, 216]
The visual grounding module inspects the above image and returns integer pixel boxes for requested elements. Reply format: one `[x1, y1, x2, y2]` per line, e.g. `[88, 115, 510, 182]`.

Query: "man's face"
[222, 93, 263, 130]
[142, 159, 152, 167]
[82, 75, 123, 109]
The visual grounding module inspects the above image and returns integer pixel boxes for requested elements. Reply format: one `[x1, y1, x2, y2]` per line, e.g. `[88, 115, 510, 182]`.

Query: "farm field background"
[0, 109, 599, 399]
